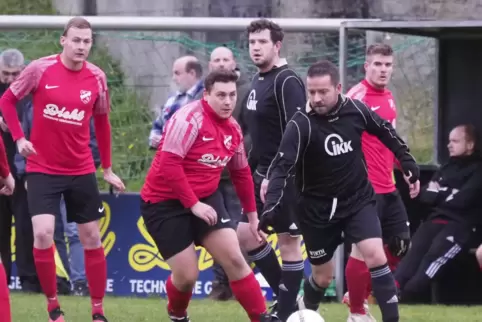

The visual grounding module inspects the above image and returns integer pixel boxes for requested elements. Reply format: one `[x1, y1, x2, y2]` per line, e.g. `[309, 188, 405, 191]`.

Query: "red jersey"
[141, 99, 256, 212]
[346, 79, 397, 194]
[0, 54, 112, 175]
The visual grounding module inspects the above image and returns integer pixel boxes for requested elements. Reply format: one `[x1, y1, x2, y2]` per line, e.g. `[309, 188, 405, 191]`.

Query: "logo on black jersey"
[324, 133, 353, 156]
[246, 89, 257, 111]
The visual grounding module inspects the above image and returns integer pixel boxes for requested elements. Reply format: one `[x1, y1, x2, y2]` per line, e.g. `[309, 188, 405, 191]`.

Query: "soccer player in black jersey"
[236, 19, 306, 321]
[259, 60, 421, 322]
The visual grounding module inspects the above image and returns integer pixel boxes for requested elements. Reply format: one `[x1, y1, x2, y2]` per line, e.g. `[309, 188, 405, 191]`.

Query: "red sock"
[230, 272, 267, 322]
[85, 247, 107, 316]
[384, 245, 401, 272]
[0, 263, 11, 322]
[33, 247, 59, 312]
[345, 256, 370, 315]
[166, 275, 192, 318]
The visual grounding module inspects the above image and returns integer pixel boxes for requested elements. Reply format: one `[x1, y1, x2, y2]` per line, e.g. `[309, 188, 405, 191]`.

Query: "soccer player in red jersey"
[140, 69, 268, 322]
[343, 43, 419, 321]
[0, 17, 125, 322]
[0, 135, 14, 322]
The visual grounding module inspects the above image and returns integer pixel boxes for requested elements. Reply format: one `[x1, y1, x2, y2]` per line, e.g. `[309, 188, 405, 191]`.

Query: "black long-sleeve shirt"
[419, 154, 482, 226]
[262, 95, 416, 223]
[244, 62, 306, 177]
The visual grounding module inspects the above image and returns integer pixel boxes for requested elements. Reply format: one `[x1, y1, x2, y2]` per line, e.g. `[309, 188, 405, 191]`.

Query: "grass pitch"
[10, 293, 482, 321]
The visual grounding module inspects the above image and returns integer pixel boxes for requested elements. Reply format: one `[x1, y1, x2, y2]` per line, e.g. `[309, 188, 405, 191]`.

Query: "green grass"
[9, 293, 482, 321]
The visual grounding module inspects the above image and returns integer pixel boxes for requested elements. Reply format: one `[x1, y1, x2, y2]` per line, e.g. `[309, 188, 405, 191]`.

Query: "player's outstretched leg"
[300, 261, 333, 312]
[32, 215, 64, 322]
[78, 222, 108, 322]
[237, 223, 282, 296]
[344, 245, 375, 321]
[357, 238, 399, 322]
[275, 234, 304, 320]
[0, 258, 11, 322]
[205, 228, 267, 322]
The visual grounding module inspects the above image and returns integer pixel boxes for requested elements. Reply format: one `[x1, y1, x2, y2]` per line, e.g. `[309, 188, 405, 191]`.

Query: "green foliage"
[0, 2, 153, 192]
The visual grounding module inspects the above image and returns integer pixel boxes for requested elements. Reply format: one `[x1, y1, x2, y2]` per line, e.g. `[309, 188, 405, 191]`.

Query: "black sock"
[247, 243, 282, 295]
[277, 260, 304, 320]
[302, 275, 326, 311]
[370, 263, 399, 322]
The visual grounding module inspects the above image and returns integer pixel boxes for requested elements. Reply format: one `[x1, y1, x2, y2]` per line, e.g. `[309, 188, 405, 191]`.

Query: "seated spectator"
[148, 56, 203, 149]
[395, 124, 482, 301]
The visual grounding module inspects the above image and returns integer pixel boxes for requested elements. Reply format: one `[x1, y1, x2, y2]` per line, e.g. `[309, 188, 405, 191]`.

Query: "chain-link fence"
[0, 0, 442, 191]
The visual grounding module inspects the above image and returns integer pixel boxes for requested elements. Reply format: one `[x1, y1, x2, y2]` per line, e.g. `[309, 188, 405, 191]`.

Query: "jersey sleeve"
[0, 136, 10, 178]
[161, 110, 200, 157]
[263, 113, 309, 218]
[93, 69, 111, 115]
[275, 73, 306, 124]
[354, 99, 414, 166]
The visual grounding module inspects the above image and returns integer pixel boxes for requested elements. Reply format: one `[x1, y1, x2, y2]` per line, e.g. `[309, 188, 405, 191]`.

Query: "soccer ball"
[287, 309, 325, 322]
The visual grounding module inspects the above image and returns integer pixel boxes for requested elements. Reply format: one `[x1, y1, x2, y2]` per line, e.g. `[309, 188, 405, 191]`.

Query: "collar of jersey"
[306, 94, 347, 115]
[201, 99, 229, 123]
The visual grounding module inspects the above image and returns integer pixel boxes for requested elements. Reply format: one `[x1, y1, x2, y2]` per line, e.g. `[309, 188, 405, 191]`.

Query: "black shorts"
[240, 171, 300, 236]
[376, 191, 410, 241]
[300, 200, 382, 265]
[140, 189, 236, 261]
[27, 172, 104, 224]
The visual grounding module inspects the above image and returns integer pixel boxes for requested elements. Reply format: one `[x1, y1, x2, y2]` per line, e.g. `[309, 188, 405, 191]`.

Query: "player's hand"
[103, 168, 126, 193]
[150, 134, 162, 148]
[403, 172, 420, 199]
[258, 214, 275, 235]
[428, 181, 440, 191]
[0, 117, 8, 132]
[16, 138, 36, 157]
[0, 173, 15, 195]
[247, 214, 267, 243]
[191, 201, 217, 226]
[401, 161, 420, 184]
[260, 179, 269, 203]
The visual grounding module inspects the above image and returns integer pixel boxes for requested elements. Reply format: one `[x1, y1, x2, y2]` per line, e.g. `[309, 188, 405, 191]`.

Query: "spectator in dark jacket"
[16, 102, 100, 295]
[395, 124, 482, 302]
[0, 49, 40, 292]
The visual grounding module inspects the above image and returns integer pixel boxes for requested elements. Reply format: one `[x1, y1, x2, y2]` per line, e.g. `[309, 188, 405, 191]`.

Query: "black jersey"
[262, 94, 417, 224]
[420, 154, 482, 226]
[244, 62, 306, 177]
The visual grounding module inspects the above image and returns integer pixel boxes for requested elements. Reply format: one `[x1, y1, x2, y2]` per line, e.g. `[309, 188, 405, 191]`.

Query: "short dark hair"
[458, 124, 478, 144]
[307, 60, 340, 85]
[247, 19, 284, 43]
[186, 60, 203, 78]
[204, 69, 238, 92]
[366, 43, 393, 57]
[63, 16, 92, 37]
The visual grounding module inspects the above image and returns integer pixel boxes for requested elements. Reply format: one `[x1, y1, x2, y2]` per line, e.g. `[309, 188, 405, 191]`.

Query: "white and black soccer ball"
[287, 309, 325, 322]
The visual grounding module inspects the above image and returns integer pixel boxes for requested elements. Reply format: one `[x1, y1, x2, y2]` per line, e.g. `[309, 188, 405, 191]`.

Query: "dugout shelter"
[341, 20, 482, 305]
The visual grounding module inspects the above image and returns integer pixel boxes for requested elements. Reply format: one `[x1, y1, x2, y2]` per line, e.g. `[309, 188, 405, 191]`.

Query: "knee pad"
[387, 235, 411, 257]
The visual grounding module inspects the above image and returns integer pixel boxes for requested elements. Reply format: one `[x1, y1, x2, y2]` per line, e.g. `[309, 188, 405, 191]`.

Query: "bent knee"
[312, 271, 333, 289]
[173, 267, 199, 289]
[78, 223, 102, 249]
[33, 227, 55, 246]
[237, 224, 259, 252]
[278, 234, 302, 260]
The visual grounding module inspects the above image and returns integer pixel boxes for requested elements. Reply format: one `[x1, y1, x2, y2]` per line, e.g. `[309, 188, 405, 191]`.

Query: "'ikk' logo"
[246, 90, 257, 111]
[80, 90, 92, 104]
[324, 133, 353, 156]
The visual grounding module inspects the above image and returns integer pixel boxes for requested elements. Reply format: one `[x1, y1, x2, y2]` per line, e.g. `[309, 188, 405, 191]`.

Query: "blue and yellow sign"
[9, 193, 314, 300]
